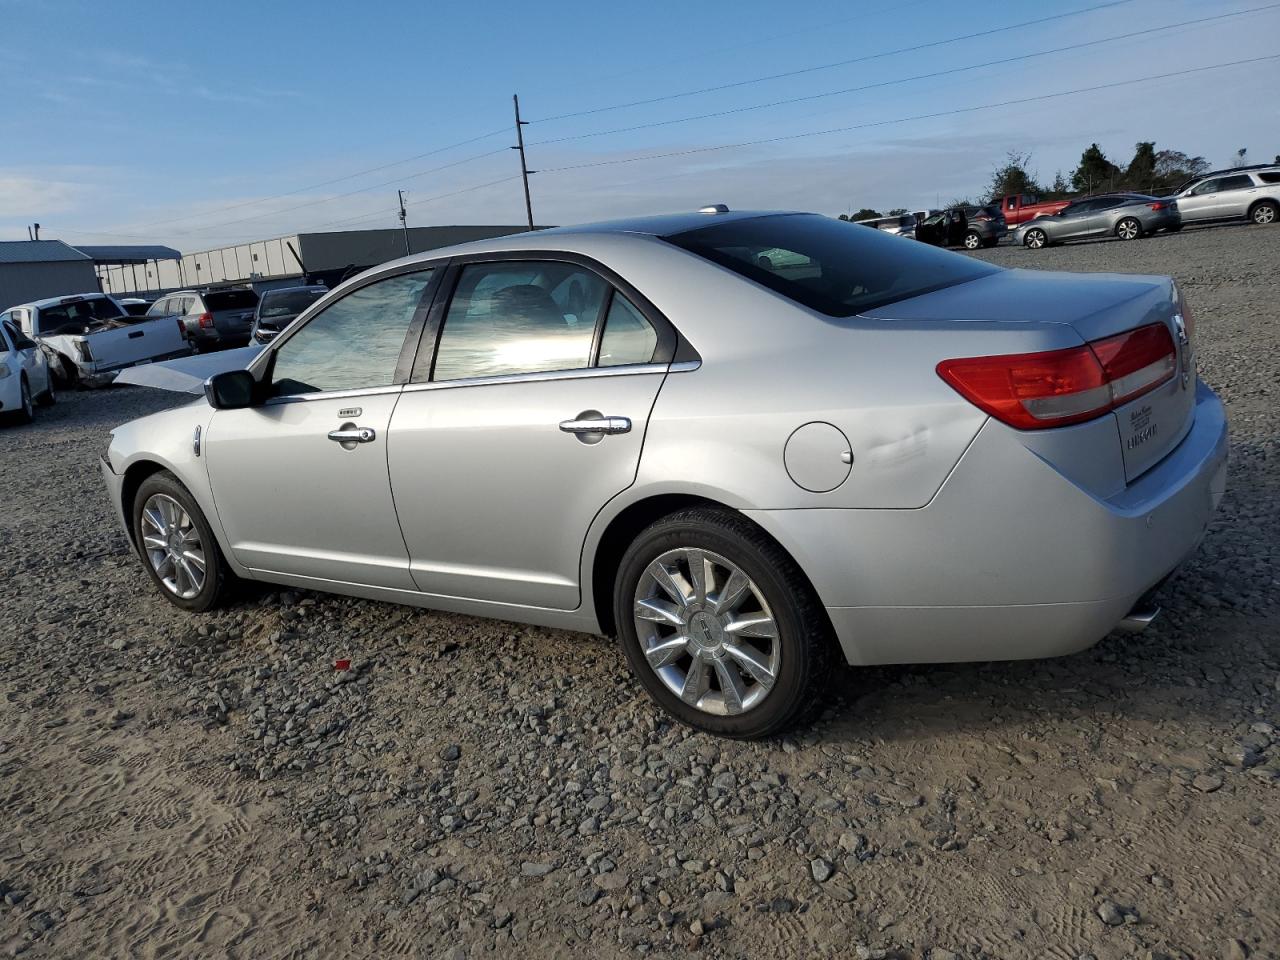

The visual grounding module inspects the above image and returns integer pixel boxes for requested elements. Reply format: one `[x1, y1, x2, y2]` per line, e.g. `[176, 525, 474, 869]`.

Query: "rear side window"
[598, 294, 658, 367]
[1257, 171, 1280, 184]
[1216, 174, 1254, 192]
[204, 290, 259, 310]
[666, 214, 999, 317]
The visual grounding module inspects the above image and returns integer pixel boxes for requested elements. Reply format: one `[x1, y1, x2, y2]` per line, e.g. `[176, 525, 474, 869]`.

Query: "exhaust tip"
[1117, 603, 1161, 634]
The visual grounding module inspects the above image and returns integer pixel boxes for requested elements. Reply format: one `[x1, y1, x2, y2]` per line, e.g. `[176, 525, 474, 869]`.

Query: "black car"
[915, 205, 1006, 249]
[251, 285, 328, 344]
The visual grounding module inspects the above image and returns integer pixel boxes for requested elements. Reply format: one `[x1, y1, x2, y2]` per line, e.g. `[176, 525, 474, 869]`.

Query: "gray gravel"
[1, 222, 1278, 959]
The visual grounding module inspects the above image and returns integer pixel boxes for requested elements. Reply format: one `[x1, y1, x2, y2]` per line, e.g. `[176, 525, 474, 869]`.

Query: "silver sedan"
[1015, 194, 1181, 248]
[101, 209, 1227, 738]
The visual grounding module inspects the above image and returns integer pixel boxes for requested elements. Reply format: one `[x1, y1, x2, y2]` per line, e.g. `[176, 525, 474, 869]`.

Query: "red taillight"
[198, 312, 214, 329]
[1148, 201, 1166, 211]
[937, 323, 1177, 430]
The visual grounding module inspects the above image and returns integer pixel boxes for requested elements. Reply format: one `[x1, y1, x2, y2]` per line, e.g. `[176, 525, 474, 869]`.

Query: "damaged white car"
[3, 293, 190, 387]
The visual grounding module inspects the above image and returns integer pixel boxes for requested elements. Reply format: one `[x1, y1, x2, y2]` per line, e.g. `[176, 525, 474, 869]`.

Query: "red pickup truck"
[999, 194, 1071, 226]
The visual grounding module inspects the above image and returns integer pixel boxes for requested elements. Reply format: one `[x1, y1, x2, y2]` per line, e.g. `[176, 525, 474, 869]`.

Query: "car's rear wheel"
[614, 507, 833, 739]
[1116, 217, 1142, 241]
[132, 471, 232, 612]
[1023, 228, 1048, 249]
[963, 231, 982, 250]
[1250, 200, 1277, 225]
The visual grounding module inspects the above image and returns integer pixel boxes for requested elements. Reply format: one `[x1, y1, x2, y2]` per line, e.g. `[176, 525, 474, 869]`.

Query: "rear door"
[387, 254, 675, 609]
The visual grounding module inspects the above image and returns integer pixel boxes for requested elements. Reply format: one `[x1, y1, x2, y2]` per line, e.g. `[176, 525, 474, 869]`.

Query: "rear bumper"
[748, 381, 1228, 665]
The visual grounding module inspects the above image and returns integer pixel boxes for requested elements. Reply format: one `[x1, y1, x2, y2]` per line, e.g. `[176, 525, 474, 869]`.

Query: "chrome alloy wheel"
[140, 494, 207, 599]
[963, 232, 981, 249]
[1254, 204, 1276, 225]
[1117, 218, 1140, 240]
[1024, 229, 1046, 249]
[633, 548, 780, 716]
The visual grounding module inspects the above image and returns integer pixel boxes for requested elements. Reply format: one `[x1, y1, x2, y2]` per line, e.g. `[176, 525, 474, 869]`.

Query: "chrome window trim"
[264, 384, 405, 406]
[401, 363, 670, 394]
[669, 359, 701, 373]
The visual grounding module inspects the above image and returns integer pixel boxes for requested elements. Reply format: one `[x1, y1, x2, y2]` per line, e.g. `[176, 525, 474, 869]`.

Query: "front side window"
[1191, 178, 1222, 196]
[270, 269, 434, 396]
[432, 262, 608, 381]
[4, 320, 36, 350]
[666, 213, 999, 318]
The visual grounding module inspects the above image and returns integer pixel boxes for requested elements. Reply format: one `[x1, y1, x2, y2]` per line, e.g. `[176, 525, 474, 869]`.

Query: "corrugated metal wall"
[1, 260, 101, 311]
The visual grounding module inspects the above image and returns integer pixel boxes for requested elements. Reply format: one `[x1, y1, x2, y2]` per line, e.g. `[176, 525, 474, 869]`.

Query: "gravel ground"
[1, 222, 1277, 960]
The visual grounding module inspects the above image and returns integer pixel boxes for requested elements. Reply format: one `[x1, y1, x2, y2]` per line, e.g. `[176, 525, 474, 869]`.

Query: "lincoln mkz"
[101, 209, 1228, 737]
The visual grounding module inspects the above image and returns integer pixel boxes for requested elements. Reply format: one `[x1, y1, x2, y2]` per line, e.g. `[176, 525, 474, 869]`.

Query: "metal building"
[96, 226, 536, 297]
[0, 240, 100, 311]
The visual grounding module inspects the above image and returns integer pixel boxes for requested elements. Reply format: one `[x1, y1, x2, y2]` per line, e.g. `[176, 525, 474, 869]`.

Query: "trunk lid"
[864, 268, 1196, 483]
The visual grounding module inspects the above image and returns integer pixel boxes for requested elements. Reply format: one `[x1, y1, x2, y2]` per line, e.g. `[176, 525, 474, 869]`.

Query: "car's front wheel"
[1023, 228, 1048, 249]
[132, 471, 232, 612]
[614, 507, 833, 738]
[1116, 217, 1142, 240]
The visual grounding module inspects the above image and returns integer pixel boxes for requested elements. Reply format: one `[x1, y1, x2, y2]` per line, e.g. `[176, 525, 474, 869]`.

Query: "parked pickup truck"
[5, 293, 190, 387]
[999, 193, 1071, 227]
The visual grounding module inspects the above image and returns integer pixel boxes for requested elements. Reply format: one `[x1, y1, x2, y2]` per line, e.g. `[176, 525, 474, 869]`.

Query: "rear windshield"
[665, 213, 999, 317]
[204, 290, 259, 310]
[259, 289, 324, 318]
[37, 297, 124, 332]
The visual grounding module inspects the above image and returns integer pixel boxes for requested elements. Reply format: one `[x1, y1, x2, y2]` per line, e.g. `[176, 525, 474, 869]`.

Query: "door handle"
[559, 416, 631, 435]
[327, 426, 376, 443]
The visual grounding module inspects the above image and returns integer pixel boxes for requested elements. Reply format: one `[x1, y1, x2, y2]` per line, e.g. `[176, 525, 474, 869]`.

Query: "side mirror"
[205, 369, 257, 409]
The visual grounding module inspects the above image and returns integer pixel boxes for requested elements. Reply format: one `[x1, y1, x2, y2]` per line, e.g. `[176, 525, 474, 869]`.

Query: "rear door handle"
[327, 426, 376, 443]
[559, 416, 631, 435]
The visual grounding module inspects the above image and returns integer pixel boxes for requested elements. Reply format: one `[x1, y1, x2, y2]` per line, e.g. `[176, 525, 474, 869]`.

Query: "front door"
[204, 267, 439, 589]
[388, 258, 670, 610]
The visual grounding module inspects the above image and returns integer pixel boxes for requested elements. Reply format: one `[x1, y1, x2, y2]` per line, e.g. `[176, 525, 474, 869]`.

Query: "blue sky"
[1, 0, 1277, 251]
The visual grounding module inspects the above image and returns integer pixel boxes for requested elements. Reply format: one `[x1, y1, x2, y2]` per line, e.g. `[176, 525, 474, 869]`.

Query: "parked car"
[147, 287, 260, 351]
[853, 213, 918, 236]
[1015, 194, 1180, 248]
[251, 285, 328, 344]
[999, 193, 1071, 227]
[1171, 165, 1280, 227]
[0, 313, 55, 423]
[118, 298, 154, 317]
[916, 205, 1005, 249]
[101, 208, 1226, 738]
[2, 293, 190, 387]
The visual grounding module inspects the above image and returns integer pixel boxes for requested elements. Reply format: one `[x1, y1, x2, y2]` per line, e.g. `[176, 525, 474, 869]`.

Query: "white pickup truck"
[2, 293, 191, 387]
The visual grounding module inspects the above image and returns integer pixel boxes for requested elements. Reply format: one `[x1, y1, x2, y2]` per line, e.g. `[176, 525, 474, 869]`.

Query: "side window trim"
[408, 249, 687, 385]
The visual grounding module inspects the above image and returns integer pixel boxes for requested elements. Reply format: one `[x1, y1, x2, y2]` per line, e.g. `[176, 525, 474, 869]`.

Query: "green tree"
[1234, 147, 1249, 167]
[1124, 141, 1157, 191]
[886, 207, 909, 216]
[988, 150, 1045, 201]
[1049, 170, 1069, 196]
[1071, 143, 1120, 193]
[849, 208, 883, 221]
[1153, 150, 1209, 189]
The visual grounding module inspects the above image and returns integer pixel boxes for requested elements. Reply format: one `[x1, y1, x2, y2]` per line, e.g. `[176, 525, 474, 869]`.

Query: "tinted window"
[36, 297, 123, 333]
[204, 290, 259, 311]
[270, 270, 433, 396]
[598, 294, 658, 367]
[666, 214, 999, 317]
[260, 289, 325, 319]
[1257, 171, 1280, 184]
[1215, 174, 1253, 192]
[3, 320, 30, 350]
[432, 262, 607, 381]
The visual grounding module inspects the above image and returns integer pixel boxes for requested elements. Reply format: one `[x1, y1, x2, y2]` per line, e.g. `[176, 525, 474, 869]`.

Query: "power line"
[529, 4, 1280, 148]
[535, 55, 1280, 176]
[531, 0, 1139, 123]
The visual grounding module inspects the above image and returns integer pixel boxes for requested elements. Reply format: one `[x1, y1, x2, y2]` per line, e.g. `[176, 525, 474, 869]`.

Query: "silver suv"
[1173, 165, 1280, 227]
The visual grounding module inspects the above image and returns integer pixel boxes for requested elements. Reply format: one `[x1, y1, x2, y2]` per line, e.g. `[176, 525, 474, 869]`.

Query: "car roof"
[17, 292, 116, 310]
[262, 285, 327, 294]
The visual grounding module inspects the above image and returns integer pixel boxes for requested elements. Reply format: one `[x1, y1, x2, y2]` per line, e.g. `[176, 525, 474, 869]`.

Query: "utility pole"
[512, 94, 535, 231]
[397, 190, 411, 255]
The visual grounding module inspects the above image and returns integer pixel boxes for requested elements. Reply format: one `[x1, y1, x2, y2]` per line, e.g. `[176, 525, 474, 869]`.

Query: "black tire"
[7, 376, 35, 424]
[1250, 200, 1277, 225]
[1023, 228, 1048, 249]
[613, 507, 834, 739]
[1115, 217, 1142, 241]
[131, 470, 233, 612]
[35, 374, 56, 406]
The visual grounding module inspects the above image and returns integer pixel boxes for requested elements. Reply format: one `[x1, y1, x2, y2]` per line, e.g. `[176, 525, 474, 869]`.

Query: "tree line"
[840, 143, 1279, 221]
